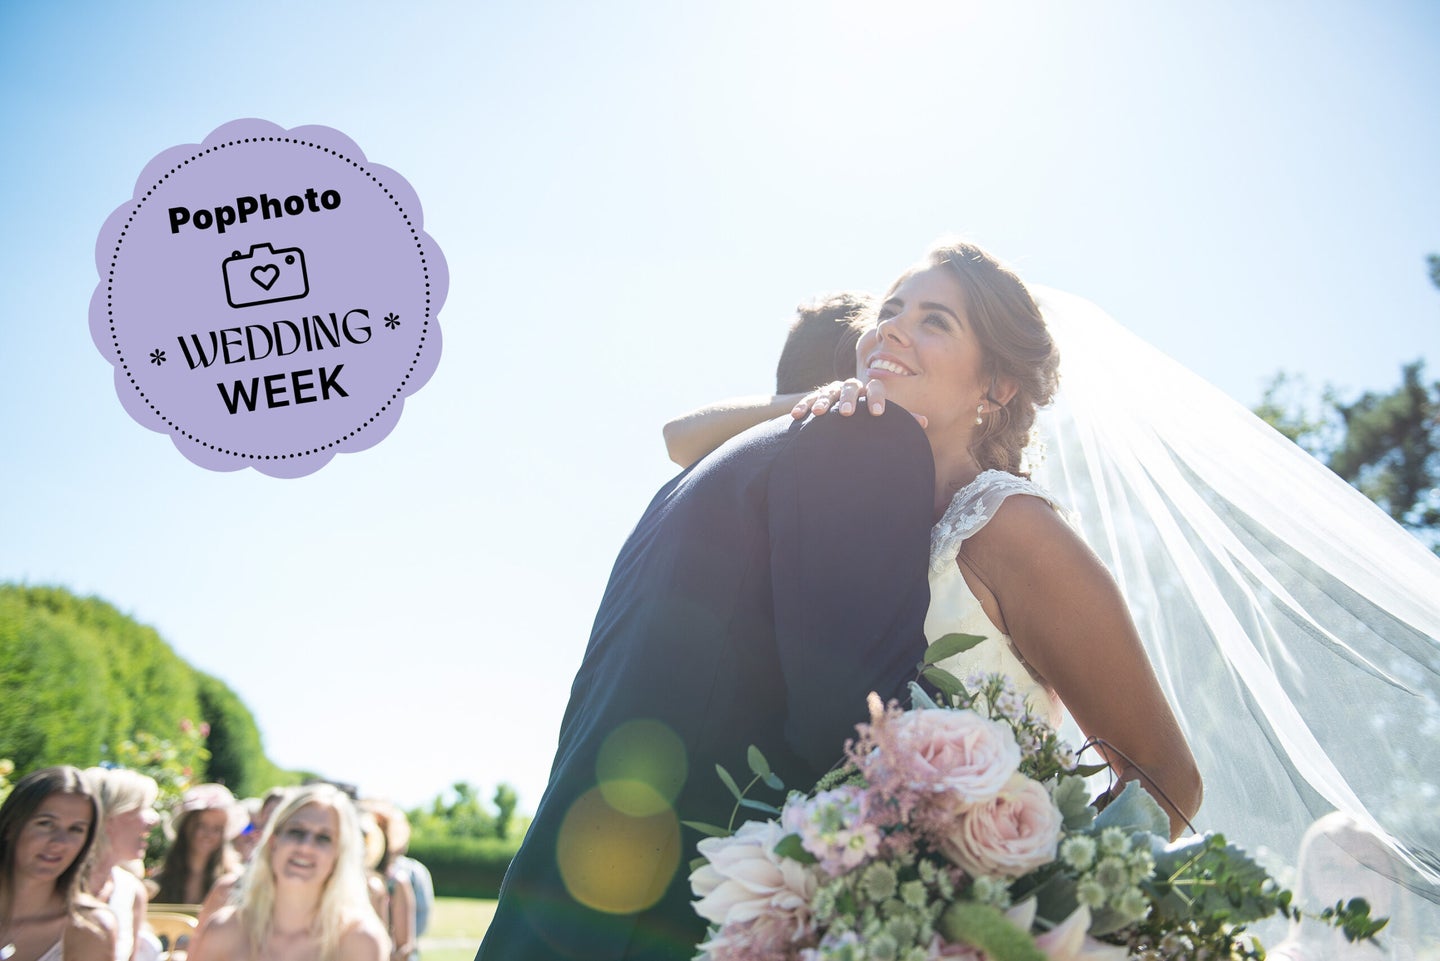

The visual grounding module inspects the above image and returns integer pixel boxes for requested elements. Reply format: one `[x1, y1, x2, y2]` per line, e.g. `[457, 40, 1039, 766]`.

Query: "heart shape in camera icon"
[223, 243, 310, 308]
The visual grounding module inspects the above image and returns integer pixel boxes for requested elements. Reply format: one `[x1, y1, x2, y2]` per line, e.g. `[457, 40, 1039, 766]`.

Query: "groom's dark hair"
[775, 292, 874, 394]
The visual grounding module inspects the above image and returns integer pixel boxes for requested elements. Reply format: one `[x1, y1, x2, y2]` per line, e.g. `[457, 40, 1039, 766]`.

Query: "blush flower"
[1024, 902, 1130, 961]
[690, 818, 819, 936]
[888, 708, 1022, 802]
[937, 774, 1062, 878]
[781, 786, 881, 876]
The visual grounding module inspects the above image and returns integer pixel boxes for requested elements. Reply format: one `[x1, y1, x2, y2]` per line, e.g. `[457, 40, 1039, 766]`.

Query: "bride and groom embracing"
[475, 239, 1204, 961]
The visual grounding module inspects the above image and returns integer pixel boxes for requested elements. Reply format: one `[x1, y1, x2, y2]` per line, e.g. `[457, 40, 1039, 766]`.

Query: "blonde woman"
[83, 769, 162, 961]
[190, 784, 386, 961]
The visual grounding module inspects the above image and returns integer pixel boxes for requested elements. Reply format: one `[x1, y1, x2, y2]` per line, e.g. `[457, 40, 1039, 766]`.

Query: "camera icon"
[222, 243, 310, 308]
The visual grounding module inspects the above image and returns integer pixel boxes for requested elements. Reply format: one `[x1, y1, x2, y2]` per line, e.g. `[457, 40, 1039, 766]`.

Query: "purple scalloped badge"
[90, 119, 447, 477]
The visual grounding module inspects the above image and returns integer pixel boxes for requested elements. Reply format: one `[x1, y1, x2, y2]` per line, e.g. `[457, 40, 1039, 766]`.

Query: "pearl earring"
[975, 404, 985, 426]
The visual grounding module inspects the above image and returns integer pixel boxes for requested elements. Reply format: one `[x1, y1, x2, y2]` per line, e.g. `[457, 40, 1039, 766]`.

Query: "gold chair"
[146, 910, 199, 961]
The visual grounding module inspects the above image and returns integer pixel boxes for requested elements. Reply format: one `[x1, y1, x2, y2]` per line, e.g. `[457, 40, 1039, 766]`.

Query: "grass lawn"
[418, 896, 498, 961]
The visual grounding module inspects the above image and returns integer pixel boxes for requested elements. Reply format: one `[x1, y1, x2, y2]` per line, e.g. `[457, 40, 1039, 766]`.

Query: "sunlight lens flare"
[555, 786, 681, 916]
[596, 718, 688, 817]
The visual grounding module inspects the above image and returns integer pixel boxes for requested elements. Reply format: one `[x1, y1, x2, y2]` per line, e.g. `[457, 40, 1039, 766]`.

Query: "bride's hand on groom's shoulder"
[792, 378, 928, 429]
[793, 377, 872, 417]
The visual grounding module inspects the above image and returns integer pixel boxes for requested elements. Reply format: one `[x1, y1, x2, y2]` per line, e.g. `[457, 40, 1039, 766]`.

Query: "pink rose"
[890, 709, 1021, 801]
[938, 774, 1062, 878]
[690, 819, 818, 936]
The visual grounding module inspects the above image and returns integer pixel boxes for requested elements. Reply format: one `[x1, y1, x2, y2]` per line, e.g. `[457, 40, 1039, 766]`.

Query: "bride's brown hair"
[889, 240, 1060, 477]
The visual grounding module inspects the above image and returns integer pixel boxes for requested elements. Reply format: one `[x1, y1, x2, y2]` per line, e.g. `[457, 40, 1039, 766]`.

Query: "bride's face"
[857, 265, 988, 435]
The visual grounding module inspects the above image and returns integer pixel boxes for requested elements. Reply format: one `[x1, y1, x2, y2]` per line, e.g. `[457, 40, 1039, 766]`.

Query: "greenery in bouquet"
[686, 635, 1385, 961]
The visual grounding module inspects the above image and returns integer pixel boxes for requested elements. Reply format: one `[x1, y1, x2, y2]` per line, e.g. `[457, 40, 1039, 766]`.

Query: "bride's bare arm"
[963, 496, 1204, 839]
[664, 380, 922, 469]
[662, 393, 807, 468]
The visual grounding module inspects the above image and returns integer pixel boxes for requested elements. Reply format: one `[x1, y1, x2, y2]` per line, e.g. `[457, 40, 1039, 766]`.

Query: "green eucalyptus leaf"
[689, 855, 708, 872]
[747, 745, 772, 778]
[761, 772, 784, 791]
[773, 833, 819, 864]
[921, 667, 964, 699]
[715, 764, 743, 802]
[1073, 762, 1109, 778]
[1026, 872, 1079, 931]
[924, 633, 987, 664]
[737, 797, 781, 816]
[681, 820, 731, 838]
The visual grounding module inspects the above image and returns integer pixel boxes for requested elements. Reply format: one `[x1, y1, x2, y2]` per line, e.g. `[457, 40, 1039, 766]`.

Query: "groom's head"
[775, 292, 874, 394]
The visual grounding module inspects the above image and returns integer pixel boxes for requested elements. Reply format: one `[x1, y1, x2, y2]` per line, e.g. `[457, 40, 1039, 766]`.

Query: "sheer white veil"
[1026, 287, 1440, 929]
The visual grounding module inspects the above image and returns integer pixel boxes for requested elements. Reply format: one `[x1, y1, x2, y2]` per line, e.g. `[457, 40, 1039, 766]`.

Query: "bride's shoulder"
[931, 470, 1069, 568]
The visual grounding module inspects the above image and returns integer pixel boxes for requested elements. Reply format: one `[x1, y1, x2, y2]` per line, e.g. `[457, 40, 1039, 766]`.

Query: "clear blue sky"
[1, 0, 1436, 812]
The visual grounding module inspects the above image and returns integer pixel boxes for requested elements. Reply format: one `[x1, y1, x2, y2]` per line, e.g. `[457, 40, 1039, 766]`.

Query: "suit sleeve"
[767, 407, 936, 775]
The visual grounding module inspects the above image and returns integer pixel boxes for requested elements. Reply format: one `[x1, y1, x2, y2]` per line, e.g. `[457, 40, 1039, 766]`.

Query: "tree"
[1256, 255, 1440, 552]
[493, 783, 518, 839]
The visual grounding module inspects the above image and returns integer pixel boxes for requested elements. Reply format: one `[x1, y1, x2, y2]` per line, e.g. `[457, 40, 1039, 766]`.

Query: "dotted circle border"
[104, 136, 434, 463]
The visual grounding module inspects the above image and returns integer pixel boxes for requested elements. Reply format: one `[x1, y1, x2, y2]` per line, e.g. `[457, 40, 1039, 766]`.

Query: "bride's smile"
[862, 265, 990, 437]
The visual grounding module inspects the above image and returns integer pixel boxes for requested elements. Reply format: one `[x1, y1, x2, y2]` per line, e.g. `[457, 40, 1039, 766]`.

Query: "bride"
[664, 238, 1440, 945]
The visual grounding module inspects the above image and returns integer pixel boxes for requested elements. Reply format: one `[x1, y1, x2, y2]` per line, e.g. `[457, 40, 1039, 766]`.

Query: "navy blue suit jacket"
[477, 407, 935, 961]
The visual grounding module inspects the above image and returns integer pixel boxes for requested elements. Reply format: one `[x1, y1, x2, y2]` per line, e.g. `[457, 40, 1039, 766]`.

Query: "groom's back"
[479, 409, 935, 961]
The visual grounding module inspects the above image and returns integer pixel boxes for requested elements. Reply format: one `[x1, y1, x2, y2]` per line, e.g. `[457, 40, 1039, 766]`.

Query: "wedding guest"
[357, 803, 415, 961]
[367, 806, 431, 943]
[664, 292, 873, 468]
[356, 812, 390, 927]
[1269, 812, 1421, 960]
[195, 787, 289, 932]
[0, 766, 116, 961]
[188, 784, 386, 961]
[229, 800, 262, 865]
[83, 768, 162, 961]
[151, 785, 241, 906]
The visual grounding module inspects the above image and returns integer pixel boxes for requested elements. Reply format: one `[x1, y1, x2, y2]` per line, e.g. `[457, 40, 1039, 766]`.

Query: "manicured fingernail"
[871, 402, 883, 414]
[840, 402, 853, 414]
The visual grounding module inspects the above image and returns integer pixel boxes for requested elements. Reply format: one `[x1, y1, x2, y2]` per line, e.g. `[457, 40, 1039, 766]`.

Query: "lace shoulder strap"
[929, 469, 1068, 571]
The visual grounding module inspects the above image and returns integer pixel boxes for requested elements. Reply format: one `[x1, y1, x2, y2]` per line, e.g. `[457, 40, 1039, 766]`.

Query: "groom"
[477, 403, 936, 961]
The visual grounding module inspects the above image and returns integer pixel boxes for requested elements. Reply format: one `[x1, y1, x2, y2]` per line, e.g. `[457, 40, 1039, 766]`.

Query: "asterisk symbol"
[384, 312, 401, 329]
[150, 348, 166, 366]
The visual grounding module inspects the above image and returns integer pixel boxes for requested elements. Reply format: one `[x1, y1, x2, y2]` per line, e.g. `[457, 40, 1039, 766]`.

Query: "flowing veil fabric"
[1026, 287, 1440, 945]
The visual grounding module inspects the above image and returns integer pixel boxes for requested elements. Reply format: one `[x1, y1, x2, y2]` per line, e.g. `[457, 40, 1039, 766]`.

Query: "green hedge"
[406, 835, 524, 899]
[0, 584, 285, 791]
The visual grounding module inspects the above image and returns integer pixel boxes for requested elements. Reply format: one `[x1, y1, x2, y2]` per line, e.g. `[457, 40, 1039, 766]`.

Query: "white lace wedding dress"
[926, 469, 1065, 729]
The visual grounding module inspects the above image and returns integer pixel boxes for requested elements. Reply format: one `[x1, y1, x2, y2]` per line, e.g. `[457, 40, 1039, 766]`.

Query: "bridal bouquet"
[686, 636, 1384, 961]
